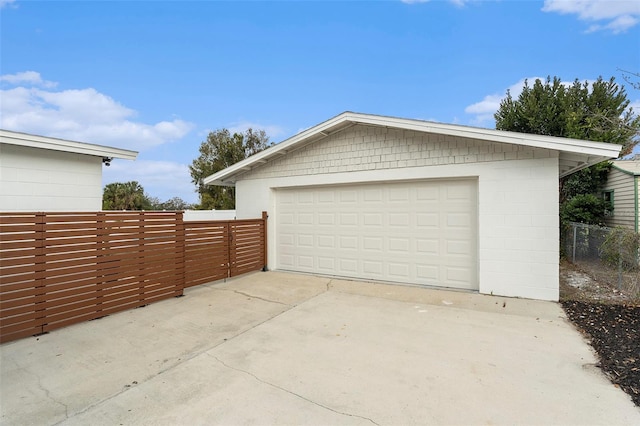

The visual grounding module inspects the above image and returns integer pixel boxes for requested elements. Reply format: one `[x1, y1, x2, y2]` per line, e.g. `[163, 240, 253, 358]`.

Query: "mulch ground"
[561, 300, 640, 407]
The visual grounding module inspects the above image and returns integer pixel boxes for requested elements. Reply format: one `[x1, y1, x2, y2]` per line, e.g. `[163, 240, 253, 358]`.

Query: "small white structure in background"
[204, 111, 622, 301]
[0, 129, 137, 212]
[183, 210, 236, 221]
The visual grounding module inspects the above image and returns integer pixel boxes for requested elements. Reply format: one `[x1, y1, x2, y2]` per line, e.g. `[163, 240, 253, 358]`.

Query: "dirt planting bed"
[560, 261, 640, 407]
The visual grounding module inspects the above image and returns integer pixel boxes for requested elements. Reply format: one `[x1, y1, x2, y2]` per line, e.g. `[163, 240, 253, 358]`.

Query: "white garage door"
[275, 179, 478, 290]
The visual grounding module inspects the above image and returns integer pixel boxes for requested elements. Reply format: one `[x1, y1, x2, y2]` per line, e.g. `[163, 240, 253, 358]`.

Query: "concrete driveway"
[1, 272, 638, 425]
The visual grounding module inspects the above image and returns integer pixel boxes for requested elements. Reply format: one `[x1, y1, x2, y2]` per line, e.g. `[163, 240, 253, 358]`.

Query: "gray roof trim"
[203, 111, 622, 186]
[0, 129, 138, 160]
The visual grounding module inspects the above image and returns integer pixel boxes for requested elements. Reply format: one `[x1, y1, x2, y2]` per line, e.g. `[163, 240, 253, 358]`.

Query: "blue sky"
[1, 0, 639, 204]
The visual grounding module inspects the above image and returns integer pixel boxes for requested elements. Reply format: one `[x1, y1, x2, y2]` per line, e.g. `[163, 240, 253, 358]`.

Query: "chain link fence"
[561, 222, 640, 298]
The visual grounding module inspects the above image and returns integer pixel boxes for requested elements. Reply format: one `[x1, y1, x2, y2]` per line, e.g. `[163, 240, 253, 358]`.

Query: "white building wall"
[0, 143, 103, 211]
[233, 125, 560, 301]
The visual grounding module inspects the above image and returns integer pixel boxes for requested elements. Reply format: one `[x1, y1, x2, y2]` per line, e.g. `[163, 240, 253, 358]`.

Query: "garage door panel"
[317, 235, 335, 248]
[387, 263, 410, 278]
[317, 191, 334, 203]
[416, 239, 439, 254]
[279, 254, 295, 268]
[297, 234, 314, 247]
[338, 236, 358, 250]
[276, 179, 477, 290]
[446, 183, 474, 199]
[298, 213, 314, 224]
[364, 213, 383, 226]
[339, 213, 358, 226]
[363, 237, 383, 252]
[317, 257, 335, 271]
[446, 240, 471, 255]
[389, 213, 410, 226]
[446, 267, 472, 283]
[417, 186, 439, 200]
[339, 258, 358, 273]
[388, 238, 411, 253]
[417, 213, 439, 227]
[280, 212, 295, 225]
[297, 256, 314, 268]
[364, 188, 383, 202]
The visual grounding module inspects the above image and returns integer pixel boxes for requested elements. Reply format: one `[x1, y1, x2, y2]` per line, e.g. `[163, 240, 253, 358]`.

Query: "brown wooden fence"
[183, 213, 267, 288]
[0, 211, 267, 344]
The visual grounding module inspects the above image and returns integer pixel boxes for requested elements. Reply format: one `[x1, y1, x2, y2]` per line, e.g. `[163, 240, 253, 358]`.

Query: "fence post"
[262, 211, 268, 271]
[618, 231, 623, 290]
[572, 223, 577, 263]
[176, 211, 185, 296]
[137, 211, 146, 305]
[34, 212, 46, 335]
[226, 222, 232, 279]
[96, 211, 105, 316]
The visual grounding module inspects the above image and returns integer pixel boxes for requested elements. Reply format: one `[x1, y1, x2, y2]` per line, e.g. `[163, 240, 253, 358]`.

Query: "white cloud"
[464, 77, 544, 126]
[0, 72, 194, 150]
[0, 0, 17, 9]
[103, 160, 198, 204]
[0, 71, 56, 88]
[542, 0, 640, 33]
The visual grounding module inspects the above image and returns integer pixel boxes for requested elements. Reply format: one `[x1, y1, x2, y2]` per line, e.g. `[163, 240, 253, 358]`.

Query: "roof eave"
[0, 129, 138, 160]
[202, 112, 623, 186]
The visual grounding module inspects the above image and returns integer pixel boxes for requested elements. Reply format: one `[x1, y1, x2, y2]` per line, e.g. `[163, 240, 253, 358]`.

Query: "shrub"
[600, 227, 640, 270]
[560, 194, 607, 226]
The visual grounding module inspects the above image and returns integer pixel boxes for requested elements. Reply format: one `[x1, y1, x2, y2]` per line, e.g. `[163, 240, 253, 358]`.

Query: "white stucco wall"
[0, 143, 103, 211]
[233, 125, 561, 301]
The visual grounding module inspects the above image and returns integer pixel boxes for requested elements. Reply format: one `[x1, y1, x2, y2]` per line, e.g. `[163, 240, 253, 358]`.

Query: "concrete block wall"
[0, 144, 103, 211]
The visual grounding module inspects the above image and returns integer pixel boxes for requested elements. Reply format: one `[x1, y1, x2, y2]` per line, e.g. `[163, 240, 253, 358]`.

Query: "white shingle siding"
[0, 143, 103, 211]
[238, 125, 552, 181]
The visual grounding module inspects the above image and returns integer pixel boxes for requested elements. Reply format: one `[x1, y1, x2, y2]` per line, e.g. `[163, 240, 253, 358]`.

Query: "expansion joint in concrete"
[217, 288, 291, 306]
[210, 355, 380, 426]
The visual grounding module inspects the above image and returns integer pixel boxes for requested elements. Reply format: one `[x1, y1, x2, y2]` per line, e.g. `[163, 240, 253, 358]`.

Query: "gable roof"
[611, 160, 640, 176]
[0, 129, 138, 160]
[203, 111, 622, 186]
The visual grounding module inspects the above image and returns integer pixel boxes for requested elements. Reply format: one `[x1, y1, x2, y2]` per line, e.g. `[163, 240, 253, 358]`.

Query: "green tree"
[495, 76, 640, 224]
[157, 197, 193, 210]
[495, 76, 638, 155]
[102, 181, 152, 210]
[560, 194, 608, 226]
[189, 128, 271, 209]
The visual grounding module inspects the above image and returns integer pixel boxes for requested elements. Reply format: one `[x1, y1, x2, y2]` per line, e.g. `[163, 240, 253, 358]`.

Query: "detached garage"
[204, 112, 621, 301]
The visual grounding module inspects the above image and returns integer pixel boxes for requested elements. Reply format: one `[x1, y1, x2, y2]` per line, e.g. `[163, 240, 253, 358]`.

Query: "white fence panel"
[183, 210, 236, 221]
